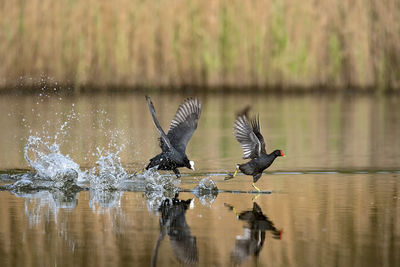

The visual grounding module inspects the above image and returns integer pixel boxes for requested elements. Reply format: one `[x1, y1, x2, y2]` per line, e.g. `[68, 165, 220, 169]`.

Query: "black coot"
[145, 96, 202, 178]
[152, 195, 198, 266]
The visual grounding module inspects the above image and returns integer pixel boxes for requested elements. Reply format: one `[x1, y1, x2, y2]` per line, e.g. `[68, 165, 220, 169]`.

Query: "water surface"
[0, 92, 399, 266]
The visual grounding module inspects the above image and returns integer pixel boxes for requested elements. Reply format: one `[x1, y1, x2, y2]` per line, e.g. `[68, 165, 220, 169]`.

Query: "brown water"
[0, 92, 399, 267]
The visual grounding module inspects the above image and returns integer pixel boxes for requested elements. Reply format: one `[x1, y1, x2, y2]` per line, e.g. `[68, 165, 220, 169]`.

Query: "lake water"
[0, 92, 399, 266]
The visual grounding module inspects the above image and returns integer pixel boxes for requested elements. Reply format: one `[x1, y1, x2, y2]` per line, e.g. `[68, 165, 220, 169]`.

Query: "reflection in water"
[89, 189, 124, 212]
[225, 202, 282, 266]
[12, 189, 78, 227]
[0, 173, 398, 267]
[152, 194, 198, 266]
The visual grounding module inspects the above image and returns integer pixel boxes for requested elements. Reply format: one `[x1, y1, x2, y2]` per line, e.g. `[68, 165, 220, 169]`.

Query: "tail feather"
[146, 96, 172, 150]
[146, 154, 163, 170]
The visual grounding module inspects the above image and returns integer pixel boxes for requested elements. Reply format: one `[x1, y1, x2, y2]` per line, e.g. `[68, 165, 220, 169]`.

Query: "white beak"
[190, 160, 195, 171]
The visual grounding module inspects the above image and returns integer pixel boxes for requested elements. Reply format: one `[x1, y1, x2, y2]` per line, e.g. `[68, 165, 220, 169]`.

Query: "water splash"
[87, 150, 126, 213]
[14, 100, 183, 213]
[193, 177, 218, 206]
[89, 142, 128, 191]
[24, 135, 85, 183]
[135, 168, 181, 212]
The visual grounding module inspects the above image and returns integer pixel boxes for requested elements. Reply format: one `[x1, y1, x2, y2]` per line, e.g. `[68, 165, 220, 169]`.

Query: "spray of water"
[12, 89, 184, 213]
[24, 135, 85, 182]
[88, 131, 129, 190]
[134, 167, 181, 212]
[193, 177, 218, 206]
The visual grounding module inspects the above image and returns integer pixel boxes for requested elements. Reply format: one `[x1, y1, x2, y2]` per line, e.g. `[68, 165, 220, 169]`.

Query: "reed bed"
[0, 0, 399, 91]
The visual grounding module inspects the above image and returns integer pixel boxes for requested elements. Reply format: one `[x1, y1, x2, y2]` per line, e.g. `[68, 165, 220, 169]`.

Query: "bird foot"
[224, 203, 239, 216]
[224, 174, 234, 180]
[224, 203, 234, 210]
[225, 165, 239, 180]
[173, 169, 181, 179]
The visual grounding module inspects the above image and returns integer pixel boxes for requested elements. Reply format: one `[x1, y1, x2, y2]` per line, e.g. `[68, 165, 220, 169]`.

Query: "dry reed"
[0, 0, 399, 91]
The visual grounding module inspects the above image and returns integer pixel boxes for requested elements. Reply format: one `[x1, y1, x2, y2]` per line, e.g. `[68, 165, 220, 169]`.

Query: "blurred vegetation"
[0, 0, 399, 91]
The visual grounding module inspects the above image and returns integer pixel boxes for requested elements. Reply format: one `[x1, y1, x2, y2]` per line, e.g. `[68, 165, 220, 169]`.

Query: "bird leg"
[173, 169, 181, 178]
[252, 193, 261, 201]
[251, 183, 261, 201]
[252, 183, 261, 192]
[134, 169, 145, 175]
[225, 164, 239, 180]
[224, 203, 239, 217]
[233, 165, 239, 177]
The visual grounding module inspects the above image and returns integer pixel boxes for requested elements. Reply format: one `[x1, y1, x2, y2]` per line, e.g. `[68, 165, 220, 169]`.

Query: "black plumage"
[145, 96, 202, 178]
[225, 202, 282, 265]
[152, 196, 198, 267]
[228, 114, 284, 191]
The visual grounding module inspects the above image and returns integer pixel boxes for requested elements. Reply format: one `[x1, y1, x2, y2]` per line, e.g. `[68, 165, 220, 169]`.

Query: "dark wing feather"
[145, 96, 172, 150]
[236, 105, 251, 117]
[233, 115, 261, 159]
[166, 98, 202, 153]
[250, 115, 266, 154]
[170, 236, 198, 265]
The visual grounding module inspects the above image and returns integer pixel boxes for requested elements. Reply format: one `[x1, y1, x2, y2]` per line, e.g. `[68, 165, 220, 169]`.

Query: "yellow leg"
[233, 166, 239, 177]
[251, 183, 261, 201]
[252, 193, 261, 201]
[231, 206, 239, 216]
[225, 165, 239, 180]
[135, 169, 144, 175]
[252, 183, 261, 192]
[224, 203, 239, 216]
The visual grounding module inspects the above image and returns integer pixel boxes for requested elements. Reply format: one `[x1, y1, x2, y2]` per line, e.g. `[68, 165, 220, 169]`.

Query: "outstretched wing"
[233, 115, 261, 159]
[250, 114, 266, 154]
[166, 98, 202, 153]
[145, 96, 172, 150]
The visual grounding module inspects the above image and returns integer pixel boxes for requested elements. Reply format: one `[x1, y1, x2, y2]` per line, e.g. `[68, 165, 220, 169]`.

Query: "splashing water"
[193, 177, 218, 206]
[135, 168, 181, 212]
[18, 100, 183, 212]
[141, 167, 180, 192]
[21, 132, 184, 208]
[24, 135, 85, 183]
[89, 146, 129, 191]
[21, 104, 133, 191]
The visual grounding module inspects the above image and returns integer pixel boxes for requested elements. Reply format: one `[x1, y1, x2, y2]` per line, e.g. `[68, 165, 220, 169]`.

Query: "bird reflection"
[225, 202, 282, 265]
[152, 194, 198, 266]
